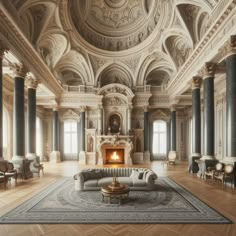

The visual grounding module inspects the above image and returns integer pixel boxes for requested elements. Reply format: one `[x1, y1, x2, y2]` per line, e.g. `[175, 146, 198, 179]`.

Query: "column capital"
[191, 76, 202, 89]
[0, 48, 8, 59]
[53, 106, 59, 112]
[199, 62, 217, 79]
[25, 76, 41, 89]
[79, 106, 87, 112]
[143, 106, 149, 112]
[218, 35, 236, 60]
[10, 63, 28, 78]
[170, 105, 177, 112]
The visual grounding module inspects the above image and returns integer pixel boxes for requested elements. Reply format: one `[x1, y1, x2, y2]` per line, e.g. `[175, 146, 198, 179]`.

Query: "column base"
[50, 151, 61, 163]
[191, 153, 201, 157]
[222, 156, 236, 163]
[143, 151, 150, 163]
[200, 155, 215, 160]
[26, 153, 37, 160]
[79, 151, 86, 165]
[12, 155, 26, 161]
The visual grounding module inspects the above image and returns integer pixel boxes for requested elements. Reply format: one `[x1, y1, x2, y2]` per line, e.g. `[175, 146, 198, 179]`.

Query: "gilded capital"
[25, 76, 41, 89]
[192, 76, 202, 89]
[199, 62, 216, 79]
[80, 106, 87, 112]
[170, 105, 176, 112]
[218, 35, 236, 60]
[53, 106, 59, 112]
[0, 41, 8, 59]
[10, 63, 28, 78]
[144, 106, 149, 112]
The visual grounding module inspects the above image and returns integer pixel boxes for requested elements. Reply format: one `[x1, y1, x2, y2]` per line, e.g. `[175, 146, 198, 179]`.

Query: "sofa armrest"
[145, 171, 158, 185]
[73, 171, 85, 191]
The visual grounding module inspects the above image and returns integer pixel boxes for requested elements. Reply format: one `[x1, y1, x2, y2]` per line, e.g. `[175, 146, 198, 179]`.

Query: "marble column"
[12, 64, 28, 161]
[79, 107, 86, 164]
[170, 106, 177, 152]
[191, 76, 202, 157]
[225, 52, 236, 161]
[25, 76, 40, 160]
[202, 63, 216, 159]
[0, 48, 5, 161]
[50, 108, 61, 162]
[166, 121, 171, 155]
[143, 107, 150, 163]
[127, 106, 132, 133]
[97, 106, 103, 135]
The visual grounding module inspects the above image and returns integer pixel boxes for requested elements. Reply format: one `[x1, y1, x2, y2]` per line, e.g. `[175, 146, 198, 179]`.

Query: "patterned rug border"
[0, 177, 232, 224]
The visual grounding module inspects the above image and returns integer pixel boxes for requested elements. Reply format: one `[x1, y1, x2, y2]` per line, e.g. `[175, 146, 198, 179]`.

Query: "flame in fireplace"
[111, 151, 119, 160]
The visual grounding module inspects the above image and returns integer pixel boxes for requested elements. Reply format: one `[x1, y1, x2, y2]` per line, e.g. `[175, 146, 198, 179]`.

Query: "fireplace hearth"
[106, 149, 124, 164]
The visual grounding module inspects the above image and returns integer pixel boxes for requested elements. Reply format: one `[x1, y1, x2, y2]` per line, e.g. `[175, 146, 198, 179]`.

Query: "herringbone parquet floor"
[0, 161, 235, 236]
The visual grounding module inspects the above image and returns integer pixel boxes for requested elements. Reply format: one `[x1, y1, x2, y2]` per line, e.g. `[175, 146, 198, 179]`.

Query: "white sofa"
[73, 168, 158, 191]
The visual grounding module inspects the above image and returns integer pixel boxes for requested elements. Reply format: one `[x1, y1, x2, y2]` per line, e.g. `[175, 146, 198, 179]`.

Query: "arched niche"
[97, 64, 133, 88]
[98, 84, 134, 135]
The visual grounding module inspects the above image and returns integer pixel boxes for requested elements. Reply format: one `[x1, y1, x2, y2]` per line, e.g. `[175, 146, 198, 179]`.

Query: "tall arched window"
[64, 120, 77, 154]
[152, 120, 167, 155]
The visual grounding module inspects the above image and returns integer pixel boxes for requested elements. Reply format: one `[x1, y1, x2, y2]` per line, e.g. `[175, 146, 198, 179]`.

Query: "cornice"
[0, 4, 63, 96]
[167, 0, 236, 96]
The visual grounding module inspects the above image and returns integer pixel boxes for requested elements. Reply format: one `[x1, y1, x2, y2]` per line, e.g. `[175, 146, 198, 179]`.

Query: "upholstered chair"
[205, 163, 224, 183]
[0, 173, 6, 189]
[214, 164, 234, 187]
[30, 156, 44, 177]
[4, 162, 17, 184]
[167, 151, 176, 166]
[0, 161, 17, 185]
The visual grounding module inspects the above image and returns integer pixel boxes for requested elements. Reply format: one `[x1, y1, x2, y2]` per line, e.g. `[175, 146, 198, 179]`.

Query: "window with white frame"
[3, 107, 8, 148]
[64, 121, 78, 154]
[36, 117, 42, 157]
[152, 120, 167, 154]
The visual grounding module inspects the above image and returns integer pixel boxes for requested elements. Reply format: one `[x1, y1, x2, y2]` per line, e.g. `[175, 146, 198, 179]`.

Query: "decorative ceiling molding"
[0, 2, 63, 96]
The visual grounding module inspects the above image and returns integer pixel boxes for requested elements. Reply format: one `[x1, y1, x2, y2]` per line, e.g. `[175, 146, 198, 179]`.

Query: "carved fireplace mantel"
[97, 134, 133, 165]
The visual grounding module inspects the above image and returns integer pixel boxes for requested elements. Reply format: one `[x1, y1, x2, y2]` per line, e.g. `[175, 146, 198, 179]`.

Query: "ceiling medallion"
[69, 0, 171, 51]
[104, 0, 127, 8]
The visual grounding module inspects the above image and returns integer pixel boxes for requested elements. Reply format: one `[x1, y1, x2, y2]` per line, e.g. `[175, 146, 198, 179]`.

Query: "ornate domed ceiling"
[69, 0, 171, 51]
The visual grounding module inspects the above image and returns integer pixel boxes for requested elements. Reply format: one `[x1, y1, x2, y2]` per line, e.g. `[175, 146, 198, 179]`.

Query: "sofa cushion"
[132, 179, 146, 187]
[117, 177, 133, 186]
[84, 179, 98, 188]
[98, 177, 113, 186]
[82, 169, 103, 181]
[130, 170, 140, 180]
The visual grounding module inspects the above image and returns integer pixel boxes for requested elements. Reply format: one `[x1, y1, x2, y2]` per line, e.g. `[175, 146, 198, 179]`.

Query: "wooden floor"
[0, 161, 235, 236]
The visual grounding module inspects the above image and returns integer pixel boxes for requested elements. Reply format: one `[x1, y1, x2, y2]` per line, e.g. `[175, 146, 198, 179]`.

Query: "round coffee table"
[101, 184, 130, 204]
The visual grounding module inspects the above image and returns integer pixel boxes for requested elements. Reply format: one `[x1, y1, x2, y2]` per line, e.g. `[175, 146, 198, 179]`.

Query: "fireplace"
[106, 149, 124, 164]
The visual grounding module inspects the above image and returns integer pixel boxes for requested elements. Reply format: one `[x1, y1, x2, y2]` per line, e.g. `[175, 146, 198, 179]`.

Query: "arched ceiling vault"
[4, 0, 216, 88]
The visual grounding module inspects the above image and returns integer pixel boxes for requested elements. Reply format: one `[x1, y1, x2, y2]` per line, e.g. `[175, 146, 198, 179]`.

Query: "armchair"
[205, 163, 224, 183]
[214, 164, 234, 188]
[30, 156, 44, 177]
[0, 161, 17, 185]
[167, 151, 176, 166]
[0, 173, 6, 189]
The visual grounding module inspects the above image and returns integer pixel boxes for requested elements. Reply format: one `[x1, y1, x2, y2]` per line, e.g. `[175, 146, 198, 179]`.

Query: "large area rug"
[0, 177, 231, 224]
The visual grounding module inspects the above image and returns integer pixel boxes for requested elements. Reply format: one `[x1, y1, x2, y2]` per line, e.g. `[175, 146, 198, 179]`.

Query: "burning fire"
[111, 151, 119, 160]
